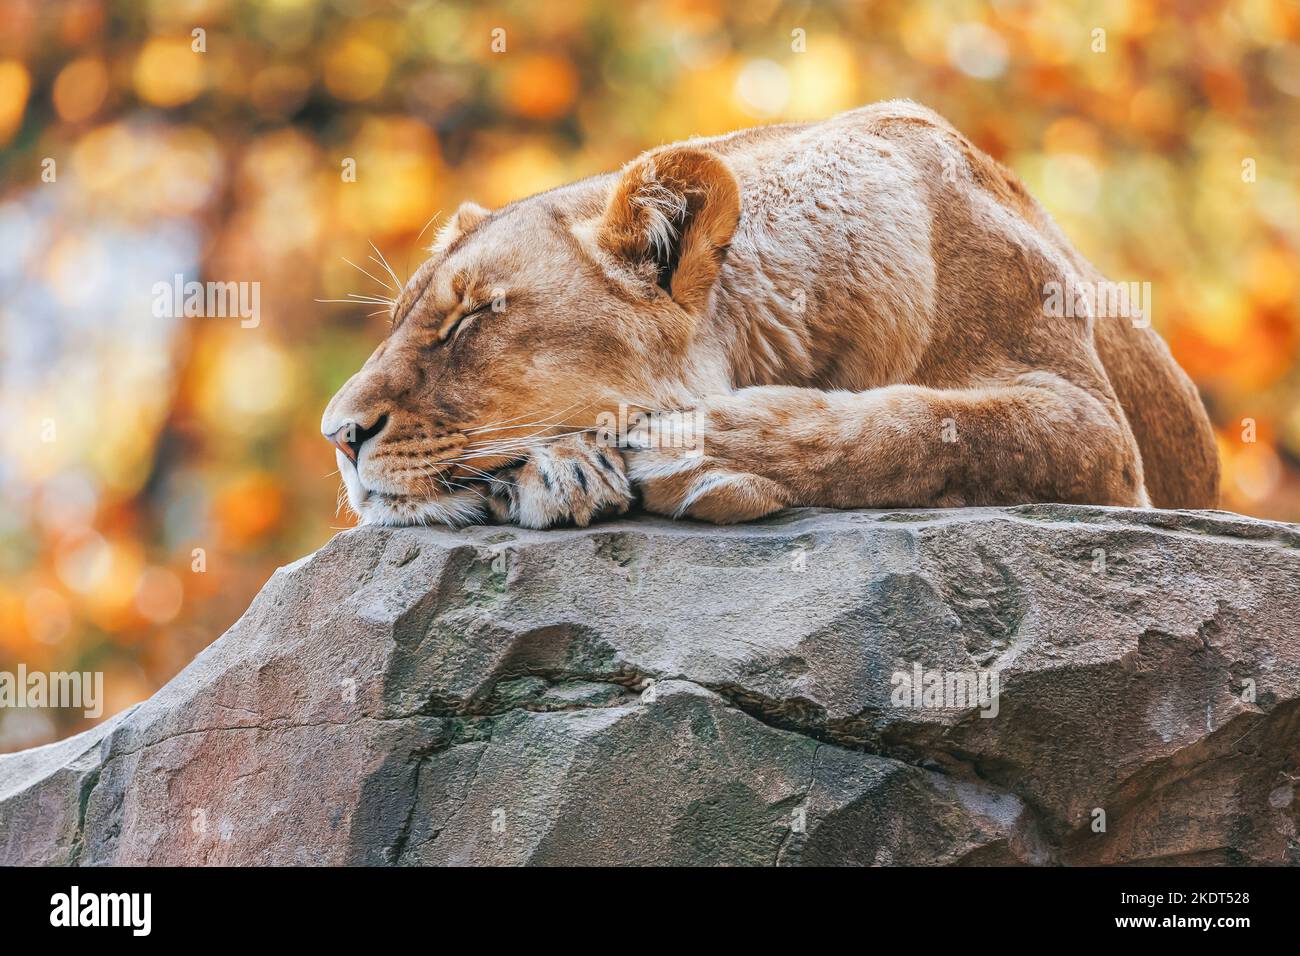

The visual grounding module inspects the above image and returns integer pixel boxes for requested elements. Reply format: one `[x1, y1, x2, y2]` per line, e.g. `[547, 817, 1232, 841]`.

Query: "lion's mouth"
[353, 486, 493, 528]
[348, 463, 525, 528]
[338, 443, 532, 528]
[360, 457, 520, 500]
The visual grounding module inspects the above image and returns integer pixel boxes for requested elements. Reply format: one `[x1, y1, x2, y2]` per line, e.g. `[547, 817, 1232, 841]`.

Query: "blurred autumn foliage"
[1, 0, 1297, 751]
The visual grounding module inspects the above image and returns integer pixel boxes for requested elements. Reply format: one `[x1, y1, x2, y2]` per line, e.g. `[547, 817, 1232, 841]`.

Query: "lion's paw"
[624, 445, 786, 524]
[487, 434, 632, 529]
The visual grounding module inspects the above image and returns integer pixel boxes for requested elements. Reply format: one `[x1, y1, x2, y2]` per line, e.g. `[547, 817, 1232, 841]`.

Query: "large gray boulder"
[2, 504, 1298, 866]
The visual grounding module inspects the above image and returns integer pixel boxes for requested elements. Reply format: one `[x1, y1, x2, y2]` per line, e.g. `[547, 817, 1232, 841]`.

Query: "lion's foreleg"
[625, 379, 1145, 522]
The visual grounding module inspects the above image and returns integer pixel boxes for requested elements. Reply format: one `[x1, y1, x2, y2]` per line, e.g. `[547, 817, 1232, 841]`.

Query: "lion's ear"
[597, 146, 740, 312]
[432, 201, 491, 254]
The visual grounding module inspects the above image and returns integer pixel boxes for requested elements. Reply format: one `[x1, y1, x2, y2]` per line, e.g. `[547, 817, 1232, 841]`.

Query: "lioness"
[322, 101, 1219, 528]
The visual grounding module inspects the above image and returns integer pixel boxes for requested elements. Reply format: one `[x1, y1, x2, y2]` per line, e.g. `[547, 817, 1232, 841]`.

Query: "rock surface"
[2, 504, 1299, 866]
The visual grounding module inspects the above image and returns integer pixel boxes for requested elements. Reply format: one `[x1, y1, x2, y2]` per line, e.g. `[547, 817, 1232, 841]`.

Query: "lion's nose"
[324, 414, 389, 464]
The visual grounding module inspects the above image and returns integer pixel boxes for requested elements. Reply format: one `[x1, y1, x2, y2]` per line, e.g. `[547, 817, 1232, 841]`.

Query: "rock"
[2, 504, 1298, 866]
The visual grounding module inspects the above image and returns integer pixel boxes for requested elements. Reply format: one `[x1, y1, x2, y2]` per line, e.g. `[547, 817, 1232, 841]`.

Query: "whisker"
[405, 213, 442, 290]
[444, 479, 491, 498]
[369, 240, 404, 291]
[465, 426, 597, 452]
[436, 441, 582, 468]
[463, 400, 594, 435]
[465, 422, 565, 438]
[456, 463, 506, 483]
[409, 455, 503, 495]
[414, 211, 443, 246]
[448, 443, 547, 461]
[342, 256, 395, 292]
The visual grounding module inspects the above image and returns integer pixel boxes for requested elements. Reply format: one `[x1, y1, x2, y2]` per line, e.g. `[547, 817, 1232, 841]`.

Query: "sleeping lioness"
[322, 101, 1219, 528]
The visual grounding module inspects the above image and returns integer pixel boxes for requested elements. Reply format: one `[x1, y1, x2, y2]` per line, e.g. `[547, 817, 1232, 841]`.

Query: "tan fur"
[322, 101, 1219, 528]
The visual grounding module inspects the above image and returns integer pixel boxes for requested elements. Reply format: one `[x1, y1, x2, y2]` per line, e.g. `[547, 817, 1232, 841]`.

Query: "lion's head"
[321, 146, 740, 526]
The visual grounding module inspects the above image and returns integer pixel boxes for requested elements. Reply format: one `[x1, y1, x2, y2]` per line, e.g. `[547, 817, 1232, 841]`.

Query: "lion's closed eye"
[440, 302, 490, 342]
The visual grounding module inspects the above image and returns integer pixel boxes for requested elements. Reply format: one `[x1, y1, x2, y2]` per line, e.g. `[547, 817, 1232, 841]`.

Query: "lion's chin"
[352, 488, 489, 529]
